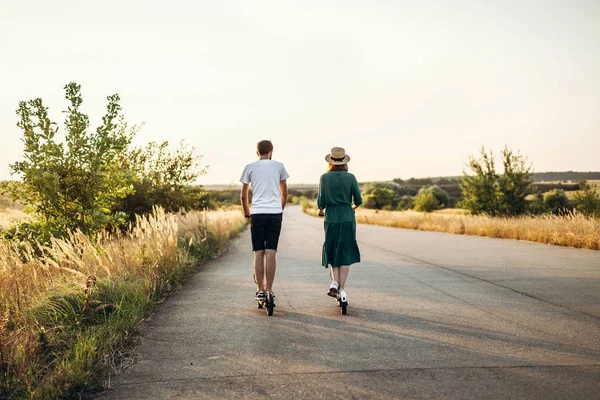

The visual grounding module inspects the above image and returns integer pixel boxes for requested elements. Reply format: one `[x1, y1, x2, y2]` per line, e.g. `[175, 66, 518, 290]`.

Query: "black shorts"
[250, 213, 283, 251]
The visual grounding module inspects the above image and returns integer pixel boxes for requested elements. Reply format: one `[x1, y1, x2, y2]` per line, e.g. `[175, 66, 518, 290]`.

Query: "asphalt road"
[100, 205, 600, 399]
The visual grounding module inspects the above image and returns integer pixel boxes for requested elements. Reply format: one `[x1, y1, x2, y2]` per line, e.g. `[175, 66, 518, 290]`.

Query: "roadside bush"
[361, 187, 394, 209]
[5, 83, 135, 238]
[396, 195, 414, 211]
[543, 189, 569, 215]
[459, 146, 532, 216]
[371, 187, 394, 209]
[362, 194, 377, 209]
[426, 185, 450, 208]
[414, 190, 440, 212]
[412, 186, 449, 212]
[4, 83, 207, 241]
[115, 141, 206, 219]
[525, 194, 547, 215]
[574, 181, 600, 218]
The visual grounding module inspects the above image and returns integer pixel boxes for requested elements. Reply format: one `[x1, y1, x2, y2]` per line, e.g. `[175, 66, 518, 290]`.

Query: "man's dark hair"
[257, 140, 273, 156]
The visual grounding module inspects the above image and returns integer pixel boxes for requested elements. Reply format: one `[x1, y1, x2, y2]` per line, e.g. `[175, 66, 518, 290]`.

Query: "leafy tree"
[396, 195, 414, 211]
[525, 193, 547, 215]
[412, 185, 449, 212]
[543, 189, 569, 214]
[458, 147, 500, 215]
[371, 187, 394, 209]
[116, 140, 206, 218]
[497, 146, 533, 216]
[413, 190, 440, 212]
[426, 185, 449, 208]
[574, 181, 600, 217]
[362, 194, 377, 209]
[459, 146, 532, 216]
[5, 82, 135, 238]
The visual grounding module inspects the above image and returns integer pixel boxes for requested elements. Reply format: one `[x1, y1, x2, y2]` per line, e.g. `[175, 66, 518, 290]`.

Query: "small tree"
[497, 146, 533, 216]
[413, 190, 439, 212]
[543, 189, 569, 214]
[426, 185, 450, 208]
[574, 181, 600, 218]
[115, 140, 206, 218]
[370, 187, 394, 209]
[458, 147, 500, 215]
[396, 195, 414, 211]
[459, 146, 532, 216]
[6, 83, 135, 238]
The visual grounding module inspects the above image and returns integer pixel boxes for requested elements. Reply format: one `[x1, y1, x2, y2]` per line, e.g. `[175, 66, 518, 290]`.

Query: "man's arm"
[280, 179, 288, 211]
[240, 183, 251, 217]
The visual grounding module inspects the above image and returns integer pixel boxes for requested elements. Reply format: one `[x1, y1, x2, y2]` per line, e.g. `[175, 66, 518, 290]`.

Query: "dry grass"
[0, 207, 33, 229]
[303, 202, 600, 250]
[0, 193, 25, 211]
[565, 181, 600, 200]
[0, 207, 247, 397]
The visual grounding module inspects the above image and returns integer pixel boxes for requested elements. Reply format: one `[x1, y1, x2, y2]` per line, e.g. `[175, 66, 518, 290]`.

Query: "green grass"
[1, 209, 247, 399]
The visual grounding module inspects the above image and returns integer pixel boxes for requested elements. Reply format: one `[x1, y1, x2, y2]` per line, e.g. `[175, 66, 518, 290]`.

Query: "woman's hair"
[328, 164, 348, 172]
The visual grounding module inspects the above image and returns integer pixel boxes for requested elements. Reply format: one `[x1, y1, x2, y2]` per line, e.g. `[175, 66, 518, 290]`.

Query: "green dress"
[317, 170, 363, 268]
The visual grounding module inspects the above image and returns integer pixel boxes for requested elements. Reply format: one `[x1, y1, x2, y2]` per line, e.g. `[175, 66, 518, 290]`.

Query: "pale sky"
[1, 0, 599, 185]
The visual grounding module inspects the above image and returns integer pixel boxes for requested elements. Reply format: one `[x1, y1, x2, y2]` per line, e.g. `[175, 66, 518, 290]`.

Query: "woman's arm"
[317, 175, 326, 210]
[352, 176, 363, 208]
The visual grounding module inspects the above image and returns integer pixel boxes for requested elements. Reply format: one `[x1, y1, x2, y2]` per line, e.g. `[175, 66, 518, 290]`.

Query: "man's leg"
[264, 213, 282, 294]
[264, 250, 277, 293]
[254, 250, 265, 292]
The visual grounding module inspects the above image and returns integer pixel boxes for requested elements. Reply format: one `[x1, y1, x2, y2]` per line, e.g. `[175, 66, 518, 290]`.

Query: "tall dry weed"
[354, 209, 600, 250]
[0, 208, 32, 229]
[303, 202, 600, 250]
[0, 207, 246, 397]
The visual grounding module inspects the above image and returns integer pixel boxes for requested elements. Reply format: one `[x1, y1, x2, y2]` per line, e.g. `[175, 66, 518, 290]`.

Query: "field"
[303, 202, 600, 250]
[0, 207, 247, 398]
[565, 180, 600, 200]
[0, 194, 30, 228]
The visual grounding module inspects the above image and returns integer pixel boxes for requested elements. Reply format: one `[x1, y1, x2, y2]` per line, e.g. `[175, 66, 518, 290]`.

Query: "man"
[240, 140, 289, 305]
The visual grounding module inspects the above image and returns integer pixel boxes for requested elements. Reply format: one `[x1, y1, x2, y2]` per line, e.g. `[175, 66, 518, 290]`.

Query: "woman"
[317, 147, 362, 302]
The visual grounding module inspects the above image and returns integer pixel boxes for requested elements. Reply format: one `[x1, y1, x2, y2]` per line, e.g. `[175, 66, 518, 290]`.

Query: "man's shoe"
[327, 281, 339, 297]
[255, 291, 266, 301]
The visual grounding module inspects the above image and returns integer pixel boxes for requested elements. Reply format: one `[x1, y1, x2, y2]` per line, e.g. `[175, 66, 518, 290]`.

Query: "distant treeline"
[391, 171, 600, 185]
[531, 171, 600, 182]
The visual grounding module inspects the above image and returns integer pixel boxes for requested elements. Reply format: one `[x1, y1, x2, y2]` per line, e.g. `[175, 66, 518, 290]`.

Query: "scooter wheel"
[266, 295, 274, 316]
[341, 302, 347, 315]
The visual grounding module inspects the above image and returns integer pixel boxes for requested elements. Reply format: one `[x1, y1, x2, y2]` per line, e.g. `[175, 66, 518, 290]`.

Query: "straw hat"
[325, 147, 351, 165]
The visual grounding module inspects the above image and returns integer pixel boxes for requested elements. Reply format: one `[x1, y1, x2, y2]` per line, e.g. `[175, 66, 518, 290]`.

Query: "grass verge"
[302, 201, 600, 250]
[0, 208, 247, 399]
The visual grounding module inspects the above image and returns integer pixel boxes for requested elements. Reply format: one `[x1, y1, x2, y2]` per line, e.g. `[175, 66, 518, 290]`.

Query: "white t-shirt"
[240, 159, 289, 214]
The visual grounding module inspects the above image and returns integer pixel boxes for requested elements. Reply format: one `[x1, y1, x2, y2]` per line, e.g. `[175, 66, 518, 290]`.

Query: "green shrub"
[362, 194, 377, 209]
[459, 146, 532, 216]
[412, 186, 449, 212]
[525, 194, 547, 215]
[543, 189, 569, 214]
[426, 185, 450, 207]
[371, 187, 394, 209]
[574, 181, 600, 218]
[414, 191, 440, 212]
[6, 83, 135, 238]
[396, 195, 414, 211]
